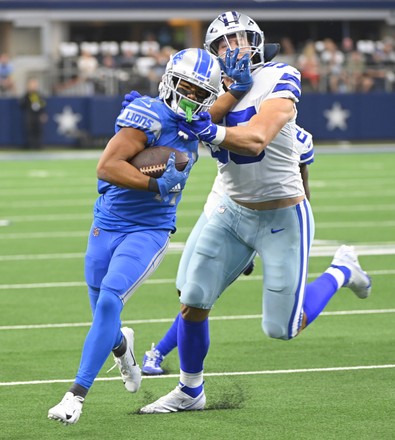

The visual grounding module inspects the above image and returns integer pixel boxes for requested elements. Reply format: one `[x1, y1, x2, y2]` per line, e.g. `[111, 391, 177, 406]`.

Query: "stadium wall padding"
[1, 93, 394, 148]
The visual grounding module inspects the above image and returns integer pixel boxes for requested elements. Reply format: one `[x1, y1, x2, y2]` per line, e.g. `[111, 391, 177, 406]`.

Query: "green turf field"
[0, 150, 394, 440]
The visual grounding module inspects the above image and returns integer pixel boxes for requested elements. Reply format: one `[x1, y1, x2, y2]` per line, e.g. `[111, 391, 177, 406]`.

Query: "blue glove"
[178, 112, 226, 145]
[122, 90, 142, 109]
[156, 153, 194, 202]
[219, 48, 252, 98]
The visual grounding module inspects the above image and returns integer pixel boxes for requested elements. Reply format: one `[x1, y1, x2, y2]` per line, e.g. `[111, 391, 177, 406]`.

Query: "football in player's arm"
[47, 48, 222, 425]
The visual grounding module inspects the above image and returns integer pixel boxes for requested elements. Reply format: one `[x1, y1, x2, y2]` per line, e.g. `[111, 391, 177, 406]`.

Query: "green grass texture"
[0, 149, 394, 440]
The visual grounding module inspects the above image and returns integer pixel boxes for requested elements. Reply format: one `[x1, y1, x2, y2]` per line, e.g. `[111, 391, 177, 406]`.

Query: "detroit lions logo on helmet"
[172, 50, 187, 65]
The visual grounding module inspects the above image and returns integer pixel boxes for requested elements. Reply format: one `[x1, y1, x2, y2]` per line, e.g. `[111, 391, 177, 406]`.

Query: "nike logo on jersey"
[271, 228, 285, 234]
[140, 100, 151, 108]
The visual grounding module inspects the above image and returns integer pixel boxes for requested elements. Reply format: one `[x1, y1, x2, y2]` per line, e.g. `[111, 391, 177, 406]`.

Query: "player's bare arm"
[221, 97, 295, 156]
[209, 92, 239, 123]
[96, 127, 151, 190]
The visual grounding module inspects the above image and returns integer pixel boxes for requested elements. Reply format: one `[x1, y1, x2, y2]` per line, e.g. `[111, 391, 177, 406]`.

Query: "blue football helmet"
[204, 11, 265, 70]
[159, 48, 222, 121]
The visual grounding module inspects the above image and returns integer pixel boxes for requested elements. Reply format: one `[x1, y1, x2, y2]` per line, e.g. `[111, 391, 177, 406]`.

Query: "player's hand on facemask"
[177, 112, 226, 145]
[156, 153, 194, 202]
[219, 48, 253, 98]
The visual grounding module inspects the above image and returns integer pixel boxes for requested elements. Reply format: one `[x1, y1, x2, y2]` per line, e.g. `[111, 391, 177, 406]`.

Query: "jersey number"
[296, 127, 308, 144]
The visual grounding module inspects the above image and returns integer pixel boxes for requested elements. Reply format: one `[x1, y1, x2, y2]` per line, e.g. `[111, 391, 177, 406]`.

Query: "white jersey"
[204, 121, 313, 218]
[210, 62, 305, 203]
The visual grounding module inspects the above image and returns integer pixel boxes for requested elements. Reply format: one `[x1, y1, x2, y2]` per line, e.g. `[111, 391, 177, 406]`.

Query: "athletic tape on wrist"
[148, 177, 159, 193]
[211, 125, 226, 145]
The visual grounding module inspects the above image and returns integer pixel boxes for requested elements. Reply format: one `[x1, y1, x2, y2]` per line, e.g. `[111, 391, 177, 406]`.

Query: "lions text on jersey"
[94, 96, 198, 233]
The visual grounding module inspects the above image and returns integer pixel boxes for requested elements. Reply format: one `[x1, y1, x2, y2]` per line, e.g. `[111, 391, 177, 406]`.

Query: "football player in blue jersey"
[47, 48, 222, 425]
[139, 11, 372, 414]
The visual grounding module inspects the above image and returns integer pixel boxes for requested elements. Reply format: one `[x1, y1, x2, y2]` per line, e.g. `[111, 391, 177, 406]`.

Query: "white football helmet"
[159, 48, 222, 121]
[204, 10, 265, 70]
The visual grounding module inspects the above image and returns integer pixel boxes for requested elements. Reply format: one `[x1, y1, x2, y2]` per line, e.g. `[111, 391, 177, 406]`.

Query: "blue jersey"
[94, 96, 198, 233]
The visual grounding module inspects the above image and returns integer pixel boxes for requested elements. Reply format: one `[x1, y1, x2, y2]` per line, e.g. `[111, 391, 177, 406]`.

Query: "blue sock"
[331, 264, 351, 285]
[75, 290, 123, 389]
[178, 317, 209, 374]
[179, 383, 204, 398]
[156, 313, 180, 356]
[303, 273, 339, 326]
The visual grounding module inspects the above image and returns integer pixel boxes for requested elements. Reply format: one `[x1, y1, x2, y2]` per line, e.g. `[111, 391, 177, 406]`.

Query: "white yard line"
[0, 269, 394, 291]
[2, 205, 395, 222]
[2, 242, 395, 261]
[1, 364, 394, 387]
[0, 308, 394, 331]
[1, 221, 395, 240]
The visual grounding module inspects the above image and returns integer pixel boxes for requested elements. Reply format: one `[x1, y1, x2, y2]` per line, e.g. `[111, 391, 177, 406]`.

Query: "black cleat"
[243, 260, 255, 276]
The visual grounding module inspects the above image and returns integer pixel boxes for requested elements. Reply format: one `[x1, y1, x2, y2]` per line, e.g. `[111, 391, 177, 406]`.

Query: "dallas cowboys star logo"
[54, 106, 82, 137]
[323, 102, 351, 131]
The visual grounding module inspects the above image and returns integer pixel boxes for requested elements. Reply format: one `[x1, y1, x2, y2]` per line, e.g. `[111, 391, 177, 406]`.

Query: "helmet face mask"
[159, 48, 222, 121]
[213, 31, 253, 61]
[205, 11, 265, 70]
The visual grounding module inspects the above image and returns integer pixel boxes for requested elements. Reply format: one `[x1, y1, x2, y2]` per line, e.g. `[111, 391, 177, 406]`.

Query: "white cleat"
[110, 327, 142, 392]
[48, 392, 84, 425]
[139, 386, 206, 414]
[331, 245, 372, 299]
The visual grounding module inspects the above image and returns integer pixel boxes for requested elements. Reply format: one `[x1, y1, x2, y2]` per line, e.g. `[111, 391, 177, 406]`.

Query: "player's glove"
[219, 48, 253, 99]
[122, 90, 142, 109]
[155, 153, 194, 202]
[178, 112, 226, 145]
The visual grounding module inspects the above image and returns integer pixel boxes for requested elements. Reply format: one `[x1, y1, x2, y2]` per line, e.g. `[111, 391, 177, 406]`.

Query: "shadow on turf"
[129, 383, 246, 415]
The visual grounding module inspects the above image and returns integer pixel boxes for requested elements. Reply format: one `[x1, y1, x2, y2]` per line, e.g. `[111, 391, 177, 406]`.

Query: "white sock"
[180, 370, 203, 388]
[325, 266, 346, 289]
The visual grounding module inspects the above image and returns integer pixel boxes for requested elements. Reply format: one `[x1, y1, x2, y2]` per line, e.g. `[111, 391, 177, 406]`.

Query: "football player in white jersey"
[139, 11, 372, 414]
[141, 126, 314, 375]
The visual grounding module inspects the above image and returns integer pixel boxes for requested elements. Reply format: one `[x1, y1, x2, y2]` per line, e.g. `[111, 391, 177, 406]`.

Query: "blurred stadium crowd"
[1, 34, 394, 98]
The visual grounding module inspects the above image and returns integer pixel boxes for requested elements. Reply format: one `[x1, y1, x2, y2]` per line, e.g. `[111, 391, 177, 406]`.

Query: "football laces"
[139, 164, 167, 175]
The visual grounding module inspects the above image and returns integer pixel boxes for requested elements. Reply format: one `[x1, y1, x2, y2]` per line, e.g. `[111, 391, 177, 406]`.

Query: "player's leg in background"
[304, 245, 371, 326]
[260, 199, 313, 340]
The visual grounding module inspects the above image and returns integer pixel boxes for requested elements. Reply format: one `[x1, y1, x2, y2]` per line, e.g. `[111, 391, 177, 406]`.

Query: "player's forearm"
[97, 160, 151, 191]
[209, 92, 239, 124]
[215, 99, 294, 156]
[220, 126, 267, 156]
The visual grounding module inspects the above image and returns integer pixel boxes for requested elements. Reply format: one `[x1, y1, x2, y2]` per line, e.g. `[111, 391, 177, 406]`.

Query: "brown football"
[129, 146, 189, 178]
